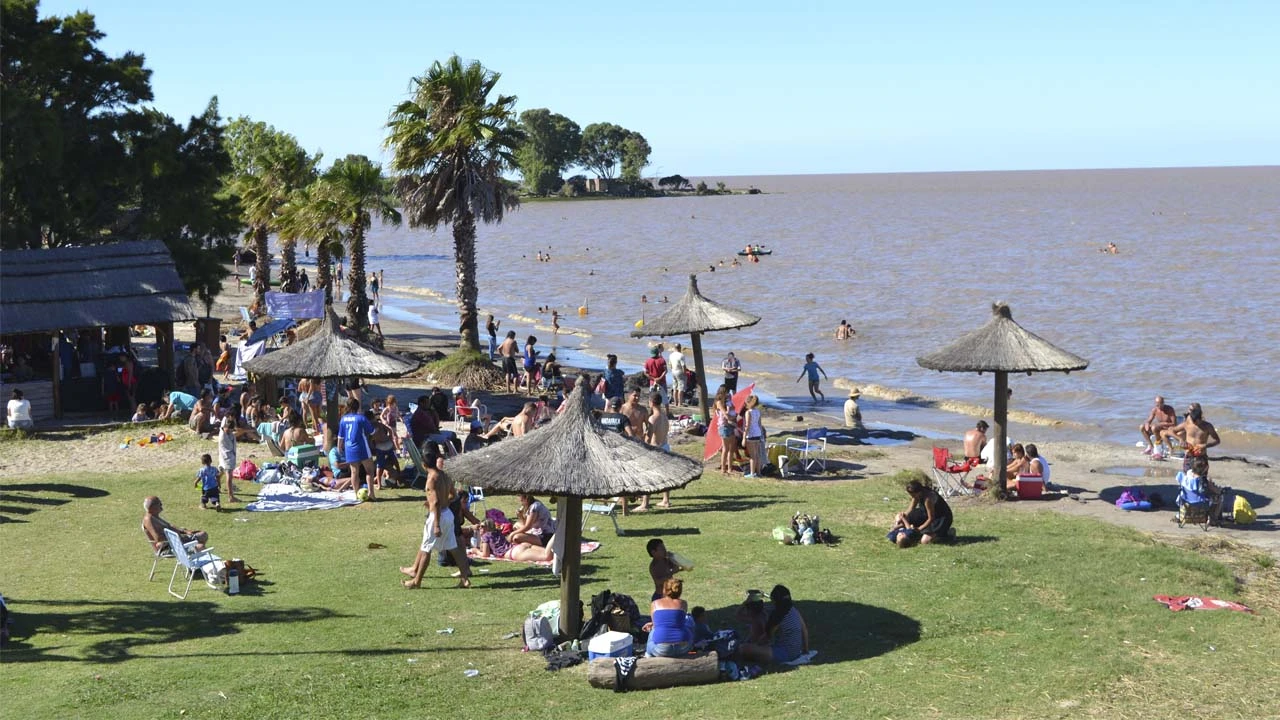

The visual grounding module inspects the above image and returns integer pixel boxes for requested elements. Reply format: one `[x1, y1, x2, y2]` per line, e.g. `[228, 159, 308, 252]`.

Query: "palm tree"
[385, 55, 523, 352]
[278, 182, 345, 306]
[225, 120, 317, 309]
[321, 154, 400, 334]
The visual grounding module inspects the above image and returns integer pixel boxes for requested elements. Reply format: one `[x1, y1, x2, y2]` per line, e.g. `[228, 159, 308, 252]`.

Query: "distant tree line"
[513, 112, 654, 196]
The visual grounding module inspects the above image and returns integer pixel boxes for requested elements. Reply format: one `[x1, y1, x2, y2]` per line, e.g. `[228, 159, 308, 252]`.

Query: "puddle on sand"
[1098, 465, 1178, 479]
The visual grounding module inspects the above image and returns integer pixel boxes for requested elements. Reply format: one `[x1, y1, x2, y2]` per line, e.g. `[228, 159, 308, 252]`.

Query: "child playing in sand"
[195, 453, 222, 510]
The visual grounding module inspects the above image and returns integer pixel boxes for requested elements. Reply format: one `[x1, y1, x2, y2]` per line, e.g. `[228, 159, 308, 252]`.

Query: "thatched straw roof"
[916, 303, 1088, 374]
[0, 240, 196, 335]
[446, 380, 702, 498]
[242, 308, 420, 379]
[630, 274, 760, 338]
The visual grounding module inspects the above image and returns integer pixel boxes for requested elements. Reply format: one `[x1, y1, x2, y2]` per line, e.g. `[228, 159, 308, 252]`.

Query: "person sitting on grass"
[278, 413, 312, 453]
[738, 584, 809, 665]
[647, 538, 681, 600]
[887, 479, 953, 547]
[142, 496, 208, 551]
[131, 403, 150, 423]
[643, 578, 693, 658]
[506, 494, 556, 547]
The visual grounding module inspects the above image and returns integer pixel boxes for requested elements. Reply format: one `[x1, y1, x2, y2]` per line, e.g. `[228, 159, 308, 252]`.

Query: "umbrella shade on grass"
[446, 378, 702, 637]
[917, 303, 1088, 495]
[631, 274, 761, 425]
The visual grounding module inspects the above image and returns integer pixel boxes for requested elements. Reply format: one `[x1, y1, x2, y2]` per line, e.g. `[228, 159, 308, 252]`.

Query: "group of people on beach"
[1139, 395, 1221, 468]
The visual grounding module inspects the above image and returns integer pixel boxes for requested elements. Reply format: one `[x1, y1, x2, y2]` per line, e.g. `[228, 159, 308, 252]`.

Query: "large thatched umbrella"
[446, 379, 702, 638]
[243, 307, 421, 429]
[916, 303, 1088, 494]
[631, 274, 761, 424]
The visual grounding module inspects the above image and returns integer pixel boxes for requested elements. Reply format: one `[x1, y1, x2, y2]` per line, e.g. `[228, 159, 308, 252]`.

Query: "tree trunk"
[346, 221, 369, 333]
[316, 243, 332, 306]
[252, 224, 270, 311]
[280, 239, 297, 292]
[453, 212, 480, 352]
[586, 652, 719, 689]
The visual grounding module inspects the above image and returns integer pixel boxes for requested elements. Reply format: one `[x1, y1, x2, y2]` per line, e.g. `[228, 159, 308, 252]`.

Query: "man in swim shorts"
[498, 331, 519, 393]
[401, 464, 471, 588]
[1167, 402, 1221, 471]
[963, 420, 989, 463]
[1139, 395, 1177, 455]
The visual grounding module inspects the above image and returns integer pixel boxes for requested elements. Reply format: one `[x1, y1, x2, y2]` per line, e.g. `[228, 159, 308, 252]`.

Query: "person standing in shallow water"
[795, 353, 827, 403]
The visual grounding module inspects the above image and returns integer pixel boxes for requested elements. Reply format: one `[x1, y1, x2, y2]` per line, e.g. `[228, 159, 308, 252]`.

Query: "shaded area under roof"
[242, 308, 420, 379]
[0, 240, 197, 335]
[630, 274, 761, 338]
[916, 303, 1089, 374]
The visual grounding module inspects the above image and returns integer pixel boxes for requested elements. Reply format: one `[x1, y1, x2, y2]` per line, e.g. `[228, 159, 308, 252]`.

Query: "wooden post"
[557, 496, 584, 640]
[155, 322, 174, 386]
[993, 371, 1009, 495]
[690, 332, 710, 425]
[50, 331, 63, 419]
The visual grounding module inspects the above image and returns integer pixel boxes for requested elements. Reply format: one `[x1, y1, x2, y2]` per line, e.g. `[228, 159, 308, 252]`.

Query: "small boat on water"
[737, 246, 772, 257]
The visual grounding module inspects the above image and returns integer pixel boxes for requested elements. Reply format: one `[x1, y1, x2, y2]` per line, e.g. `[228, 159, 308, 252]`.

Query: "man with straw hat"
[843, 388, 864, 429]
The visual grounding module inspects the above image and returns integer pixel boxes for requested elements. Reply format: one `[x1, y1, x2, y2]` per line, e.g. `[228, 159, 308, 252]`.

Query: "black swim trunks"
[502, 356, 518, 378]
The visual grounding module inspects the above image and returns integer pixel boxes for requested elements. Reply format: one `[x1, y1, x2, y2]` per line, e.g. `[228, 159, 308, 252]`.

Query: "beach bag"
[1233, 495, 1257, 524]
[1116, 488, 1152, 511]
[523, 615, 554, 652]
[233, 459, 259, 481]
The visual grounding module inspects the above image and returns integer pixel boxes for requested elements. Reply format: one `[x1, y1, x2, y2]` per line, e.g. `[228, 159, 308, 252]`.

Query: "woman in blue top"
[643, 578, 693, 657]
[337, 397, 377, 498]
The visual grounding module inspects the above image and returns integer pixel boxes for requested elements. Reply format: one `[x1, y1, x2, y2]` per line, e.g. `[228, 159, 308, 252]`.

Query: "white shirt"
[369, 307, 380, 325]
[8, 398, 32, 422]
[668, 349, 685, 381]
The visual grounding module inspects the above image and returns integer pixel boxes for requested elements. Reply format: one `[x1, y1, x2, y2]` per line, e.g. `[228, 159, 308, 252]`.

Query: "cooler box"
[1015, 474, 1044, 499]
[588, 631, 633, 660]
[287, 444, 322, 468]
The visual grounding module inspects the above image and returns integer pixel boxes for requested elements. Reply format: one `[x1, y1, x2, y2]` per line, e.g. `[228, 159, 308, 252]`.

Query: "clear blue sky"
[42, 0, 1280, 175]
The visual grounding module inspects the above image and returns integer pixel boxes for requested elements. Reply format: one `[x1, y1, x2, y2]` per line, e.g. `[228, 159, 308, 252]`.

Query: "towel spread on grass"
[1153, 595, 1253, 613]
[468, 541, 601, 566]
[245, 482, 359, 512]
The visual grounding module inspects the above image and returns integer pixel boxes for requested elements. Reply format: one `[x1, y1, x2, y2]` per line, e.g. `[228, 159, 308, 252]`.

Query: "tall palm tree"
[225, 120, 317, 309]
[321, 154, 400, 333]
[385, 55, 523, 352]
[278, 182, 345, 306]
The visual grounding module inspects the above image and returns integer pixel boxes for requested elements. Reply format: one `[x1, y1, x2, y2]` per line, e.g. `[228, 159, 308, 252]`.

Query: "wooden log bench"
[587, 651, 719, 690]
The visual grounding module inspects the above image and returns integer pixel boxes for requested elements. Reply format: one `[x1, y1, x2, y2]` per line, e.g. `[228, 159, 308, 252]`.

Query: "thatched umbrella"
[243, 307, 421, 429]
[446, 378, 702, 638]
[916, 303, 1088, 494]
[630, 274, 761, 424]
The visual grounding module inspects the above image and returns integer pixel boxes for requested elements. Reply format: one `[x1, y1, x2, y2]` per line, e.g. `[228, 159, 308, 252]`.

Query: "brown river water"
[309, 166, 1280, 458]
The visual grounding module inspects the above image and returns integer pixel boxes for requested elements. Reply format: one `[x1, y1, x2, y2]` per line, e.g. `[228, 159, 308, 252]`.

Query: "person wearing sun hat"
[843, 388, 864, 429]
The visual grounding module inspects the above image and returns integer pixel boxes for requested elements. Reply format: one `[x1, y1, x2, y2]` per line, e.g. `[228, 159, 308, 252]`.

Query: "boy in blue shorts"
[195, 453, 222, 510]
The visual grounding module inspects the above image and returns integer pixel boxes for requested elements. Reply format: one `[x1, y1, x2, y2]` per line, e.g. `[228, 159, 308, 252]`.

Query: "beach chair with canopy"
[930, 447, 978, 497]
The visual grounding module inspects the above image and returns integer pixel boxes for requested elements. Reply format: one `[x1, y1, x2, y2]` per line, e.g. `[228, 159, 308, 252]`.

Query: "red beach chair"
[931, 447, 978, 497]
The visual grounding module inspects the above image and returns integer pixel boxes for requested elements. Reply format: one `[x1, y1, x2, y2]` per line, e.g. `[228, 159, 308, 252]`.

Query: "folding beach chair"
[785, 428, 829, 473]
[931, 447, 978, 497]
[582, 499, 625, 536]
[162, 528, 220, 599]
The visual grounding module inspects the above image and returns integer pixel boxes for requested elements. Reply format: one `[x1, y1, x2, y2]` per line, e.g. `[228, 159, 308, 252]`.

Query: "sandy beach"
[5, 268, 1275, 561]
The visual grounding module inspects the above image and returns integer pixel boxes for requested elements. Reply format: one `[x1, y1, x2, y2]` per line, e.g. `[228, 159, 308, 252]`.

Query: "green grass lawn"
[3, 452, 1278, 719]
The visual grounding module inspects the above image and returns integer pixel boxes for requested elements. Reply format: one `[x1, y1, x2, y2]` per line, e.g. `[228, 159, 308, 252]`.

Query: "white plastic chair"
[453, 401, 488, 432]
[163, 528, 219, 599]
[785, 428, 829, 473]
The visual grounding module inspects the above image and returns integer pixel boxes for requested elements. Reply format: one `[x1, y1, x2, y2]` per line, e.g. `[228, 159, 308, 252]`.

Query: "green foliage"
[0, 1, 241, 301]
[515, 108, 580, 195]
[658, 174, 691, 190]
[578, 122, 626, 178]
[619, 131, 651, 181]
[385, 55, 522, 352]
[319, 155, 400, 333]
[695, 180, 709, 195]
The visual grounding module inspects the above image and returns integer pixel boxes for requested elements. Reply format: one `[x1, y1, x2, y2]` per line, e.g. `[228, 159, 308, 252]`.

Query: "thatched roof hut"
[0, 240, 196, 335]
[631, 274, 761, 422]
[242, 308, 420, 380]
[916, 303, 1088, 494]
[917, 303, 1089, 373]
[447, 379, 702, 637]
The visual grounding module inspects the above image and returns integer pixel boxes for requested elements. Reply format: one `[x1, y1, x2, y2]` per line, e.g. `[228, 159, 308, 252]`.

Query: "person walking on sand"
[551, 310, 560, 335]
[644, 346, 669, 414]
[522, 335, 539, 395]
[400, 463, 471, 589]
[368, 304, 383, 339]
[721, 351, 741, 394]
[796, 353, 828, 403]
[668, 343, 687, 407]
[217, 415, 240, 503]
